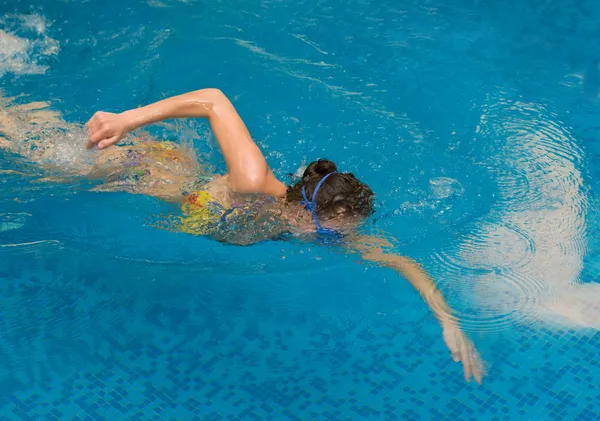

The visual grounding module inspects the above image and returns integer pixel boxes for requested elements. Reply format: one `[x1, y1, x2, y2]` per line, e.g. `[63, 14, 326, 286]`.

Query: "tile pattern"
[0, 250, 599, 420]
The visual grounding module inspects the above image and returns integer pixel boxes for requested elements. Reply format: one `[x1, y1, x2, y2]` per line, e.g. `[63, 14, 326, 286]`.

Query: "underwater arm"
[85, 88, 286, 196]
[352, 235, 484, 384]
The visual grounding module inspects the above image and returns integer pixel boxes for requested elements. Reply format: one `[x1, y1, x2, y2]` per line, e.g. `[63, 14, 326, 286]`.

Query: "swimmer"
[0, 88, 484, 384]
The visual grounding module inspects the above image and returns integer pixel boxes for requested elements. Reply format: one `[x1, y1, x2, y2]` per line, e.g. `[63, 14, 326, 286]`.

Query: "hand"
[86, 111, 131, 150]
[442, 321, 484, 384]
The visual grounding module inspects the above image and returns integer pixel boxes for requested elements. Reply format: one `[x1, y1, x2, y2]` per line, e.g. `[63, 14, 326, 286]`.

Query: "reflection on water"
[1, 4, 600, 396]
[435, 90, 600, 332]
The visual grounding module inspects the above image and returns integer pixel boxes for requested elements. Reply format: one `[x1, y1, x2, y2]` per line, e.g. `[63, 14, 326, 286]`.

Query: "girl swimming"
[1, 88, 484, 383]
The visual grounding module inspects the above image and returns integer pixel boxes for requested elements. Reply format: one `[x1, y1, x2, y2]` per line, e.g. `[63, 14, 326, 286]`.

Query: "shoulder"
[204, 172, 287, 204]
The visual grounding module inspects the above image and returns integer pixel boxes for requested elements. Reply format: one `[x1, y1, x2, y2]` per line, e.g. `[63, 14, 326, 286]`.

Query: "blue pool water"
[2, 0, 600, 419]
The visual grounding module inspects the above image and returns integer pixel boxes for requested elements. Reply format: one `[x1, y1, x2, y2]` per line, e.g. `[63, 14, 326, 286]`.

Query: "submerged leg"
[88, 141, 202, 202]
[0, 99, 91, 171]
[1, 95, 205, 202]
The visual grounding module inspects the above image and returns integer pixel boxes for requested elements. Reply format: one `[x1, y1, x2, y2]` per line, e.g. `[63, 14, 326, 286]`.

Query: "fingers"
[444, 328, 461, 362]
[462, 349, 473, 383]
[443, 325, 485, 385]
[98, 136, 119, 150]
[474, 366, 483, 385]
[86, 112, 116, 149]
[87, 128, 108, 149]
[472, 353, 484, 385]
[462, 346, 484, 385]
[455, 335, 479, 385]
[86, 112, 101, 134]
[89, 124, 122, 149]
[86, 112, 103, 149]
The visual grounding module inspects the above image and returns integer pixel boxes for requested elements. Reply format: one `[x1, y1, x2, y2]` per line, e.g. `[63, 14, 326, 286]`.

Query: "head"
[286, 159, 374, 230]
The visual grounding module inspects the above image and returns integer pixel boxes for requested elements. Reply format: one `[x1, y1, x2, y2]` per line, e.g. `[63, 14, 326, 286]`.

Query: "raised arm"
[352, 235, 484, 384]
[86, 89, 287, 196]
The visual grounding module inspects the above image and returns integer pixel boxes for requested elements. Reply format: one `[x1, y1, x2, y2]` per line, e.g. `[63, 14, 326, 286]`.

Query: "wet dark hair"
[286, 159, 374, 220]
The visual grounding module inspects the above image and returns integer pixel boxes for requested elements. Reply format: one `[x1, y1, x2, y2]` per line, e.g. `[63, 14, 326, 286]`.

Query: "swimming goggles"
[300, 172, 344, 241]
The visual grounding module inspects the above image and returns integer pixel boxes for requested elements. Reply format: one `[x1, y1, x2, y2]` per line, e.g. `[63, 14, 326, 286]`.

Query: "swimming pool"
[1, 0, 600, 419]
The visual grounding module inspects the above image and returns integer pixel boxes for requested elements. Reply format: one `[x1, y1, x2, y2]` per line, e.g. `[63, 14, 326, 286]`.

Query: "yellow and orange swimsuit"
[120, 141, 252, 235]
[179, 190, 231, 234]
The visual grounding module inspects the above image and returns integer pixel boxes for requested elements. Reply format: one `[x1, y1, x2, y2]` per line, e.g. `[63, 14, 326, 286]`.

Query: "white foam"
[0, 14, 59, 77]
[18, 14, 47, 34]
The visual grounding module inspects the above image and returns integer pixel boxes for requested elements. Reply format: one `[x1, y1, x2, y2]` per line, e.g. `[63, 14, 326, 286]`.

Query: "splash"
[0, 14, 59, 77]
[0, 94, 95, 173]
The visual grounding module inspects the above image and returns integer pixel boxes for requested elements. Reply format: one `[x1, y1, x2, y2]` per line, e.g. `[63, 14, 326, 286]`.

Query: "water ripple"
[432, 224, 546, 332]
[0, 212, 30, 232]
[0, 239, 64, 253]
[438, 93, 589, 331]
[452, 271, 550, 333]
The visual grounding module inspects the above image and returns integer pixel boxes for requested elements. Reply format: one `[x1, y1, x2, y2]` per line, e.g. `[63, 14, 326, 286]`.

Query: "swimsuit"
[179, 190, 230, 234]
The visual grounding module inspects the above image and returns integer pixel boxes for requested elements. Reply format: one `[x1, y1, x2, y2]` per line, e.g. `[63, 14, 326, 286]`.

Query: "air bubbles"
[429, 177, 464, 200]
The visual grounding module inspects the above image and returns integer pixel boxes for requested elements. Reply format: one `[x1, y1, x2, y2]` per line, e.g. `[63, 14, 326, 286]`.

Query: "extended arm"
[86, 88, 287, 196]
[352, 235, 484, 384]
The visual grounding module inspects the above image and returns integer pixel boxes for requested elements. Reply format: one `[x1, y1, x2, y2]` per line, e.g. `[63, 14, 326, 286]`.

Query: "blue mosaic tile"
[2, 113, 600, 421]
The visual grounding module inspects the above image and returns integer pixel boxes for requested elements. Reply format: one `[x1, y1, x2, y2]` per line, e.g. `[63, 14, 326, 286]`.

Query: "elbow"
[203, 87, 224, 97]
[183, 88, 229, 115]
[198, 88, 234, 118]
[200, 88, 228, 106]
